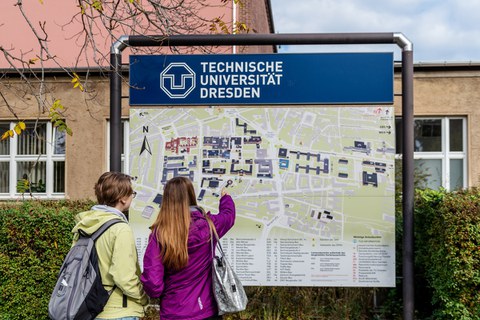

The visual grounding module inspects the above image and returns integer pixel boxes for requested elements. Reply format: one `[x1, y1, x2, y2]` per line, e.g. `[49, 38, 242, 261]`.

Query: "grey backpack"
[48, 219, 124, 320]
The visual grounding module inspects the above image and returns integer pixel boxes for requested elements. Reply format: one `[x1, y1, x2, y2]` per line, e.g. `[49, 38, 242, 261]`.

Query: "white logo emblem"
[160, 63, 196, 99]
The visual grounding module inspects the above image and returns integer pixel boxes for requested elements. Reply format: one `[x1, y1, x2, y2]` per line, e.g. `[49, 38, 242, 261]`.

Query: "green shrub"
[417, 188, 480, 319]
[0, 200, 93, 320]
[229, 286, 375, 320]
[144, 287, 377, 320]
[3, 190, 480, 320]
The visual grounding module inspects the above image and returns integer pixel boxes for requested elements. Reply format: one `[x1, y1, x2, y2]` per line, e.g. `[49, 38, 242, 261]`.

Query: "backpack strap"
[87, 219, 126, 303]
[94, 219, 129, 308]
[91, 219, 125, 241]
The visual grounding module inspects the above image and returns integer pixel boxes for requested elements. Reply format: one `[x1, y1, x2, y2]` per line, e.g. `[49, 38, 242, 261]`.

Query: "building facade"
[1, 1, 479, 199]
[0, 0, 275, 200]
[3, 62, 479, 200]
[394, 63, 480, 190]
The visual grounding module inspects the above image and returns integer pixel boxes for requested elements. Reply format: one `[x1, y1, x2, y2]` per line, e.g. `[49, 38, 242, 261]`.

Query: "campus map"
[129, 106, 396, 287]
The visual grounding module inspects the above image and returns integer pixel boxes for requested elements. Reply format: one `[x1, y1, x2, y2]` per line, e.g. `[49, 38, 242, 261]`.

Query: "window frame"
[396, 116, 467, 190]
[0, 121, 66, 199]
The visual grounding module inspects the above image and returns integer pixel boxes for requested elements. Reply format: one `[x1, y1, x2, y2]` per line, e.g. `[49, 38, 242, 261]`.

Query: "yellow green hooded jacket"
[72, 208, 148, 318]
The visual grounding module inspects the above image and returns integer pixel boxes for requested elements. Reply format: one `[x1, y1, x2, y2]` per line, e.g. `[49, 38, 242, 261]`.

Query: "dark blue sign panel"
[129, 53, 393, 105]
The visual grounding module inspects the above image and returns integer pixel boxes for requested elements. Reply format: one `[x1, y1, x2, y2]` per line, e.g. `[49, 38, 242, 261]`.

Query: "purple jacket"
[141, 195, 236, 320]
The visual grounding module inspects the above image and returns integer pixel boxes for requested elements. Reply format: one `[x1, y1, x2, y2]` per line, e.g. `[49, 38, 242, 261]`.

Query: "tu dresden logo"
[160, 63, 196, 98]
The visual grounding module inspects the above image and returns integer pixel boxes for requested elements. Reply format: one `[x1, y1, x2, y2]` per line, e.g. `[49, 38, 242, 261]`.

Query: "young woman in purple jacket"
[141, 176, 236, 320]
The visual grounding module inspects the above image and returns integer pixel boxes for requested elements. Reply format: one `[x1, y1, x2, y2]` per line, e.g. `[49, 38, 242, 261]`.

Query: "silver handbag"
[209, 223, 248, 315]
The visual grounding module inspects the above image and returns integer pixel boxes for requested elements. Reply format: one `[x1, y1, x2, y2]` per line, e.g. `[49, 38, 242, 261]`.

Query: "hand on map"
[221, 188, 228, 197]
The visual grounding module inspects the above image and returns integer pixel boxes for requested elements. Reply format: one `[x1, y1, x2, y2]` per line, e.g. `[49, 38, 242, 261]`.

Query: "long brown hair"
[152, 176, 197, 270]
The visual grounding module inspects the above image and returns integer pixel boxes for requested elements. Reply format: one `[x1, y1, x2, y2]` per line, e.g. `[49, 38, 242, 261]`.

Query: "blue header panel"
[129, 53, 393, 106]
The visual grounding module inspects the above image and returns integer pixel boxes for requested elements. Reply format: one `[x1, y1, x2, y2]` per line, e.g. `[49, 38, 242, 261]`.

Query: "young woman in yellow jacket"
[72, 172, 148, 319]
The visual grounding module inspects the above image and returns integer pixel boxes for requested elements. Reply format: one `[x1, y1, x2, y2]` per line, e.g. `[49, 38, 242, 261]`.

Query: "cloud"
[271, 0, 480, 62]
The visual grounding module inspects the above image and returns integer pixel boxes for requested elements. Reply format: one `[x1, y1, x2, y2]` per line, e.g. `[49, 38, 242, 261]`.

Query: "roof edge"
[3, 61, 480, 76]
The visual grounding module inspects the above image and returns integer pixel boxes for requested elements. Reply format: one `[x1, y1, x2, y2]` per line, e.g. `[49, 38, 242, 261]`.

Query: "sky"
[270, 0, 480, 63]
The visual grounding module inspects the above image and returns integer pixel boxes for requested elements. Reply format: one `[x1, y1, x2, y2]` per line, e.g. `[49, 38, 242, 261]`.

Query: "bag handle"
[201, 209, 225, 260]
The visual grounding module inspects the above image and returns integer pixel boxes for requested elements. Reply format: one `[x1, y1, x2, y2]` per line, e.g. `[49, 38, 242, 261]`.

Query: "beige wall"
[75, 68, 480, 198]
[4, 0, 477, 199]
[2, 66, 480, 200]
[0, 76, 113, 200]
[394, 68, 480, 187]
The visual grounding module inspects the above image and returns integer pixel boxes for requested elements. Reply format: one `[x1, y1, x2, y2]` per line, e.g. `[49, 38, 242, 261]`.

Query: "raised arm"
[210, 191, 236, 238]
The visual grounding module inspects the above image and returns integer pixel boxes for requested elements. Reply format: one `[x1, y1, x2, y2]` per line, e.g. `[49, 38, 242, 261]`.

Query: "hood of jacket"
[72, 210, 125, 235]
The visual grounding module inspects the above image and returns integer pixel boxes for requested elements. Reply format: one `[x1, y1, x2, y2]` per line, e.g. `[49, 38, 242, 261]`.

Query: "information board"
[129, 53, 393, 105]
[129, 106, 395, 287]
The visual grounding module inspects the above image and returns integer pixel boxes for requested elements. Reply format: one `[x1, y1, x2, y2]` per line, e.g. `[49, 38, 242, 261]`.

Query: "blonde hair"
[153, 177, 198, 270]
[94, 172, 133, 207]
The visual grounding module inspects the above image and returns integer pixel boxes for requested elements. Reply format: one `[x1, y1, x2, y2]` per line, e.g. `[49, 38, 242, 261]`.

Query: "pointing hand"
[221, 188, 228, 197]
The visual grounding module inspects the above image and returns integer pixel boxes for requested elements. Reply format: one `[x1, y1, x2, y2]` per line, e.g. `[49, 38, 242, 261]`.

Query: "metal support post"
[401, 49, 415, 320]
[109, 36, 129, 172]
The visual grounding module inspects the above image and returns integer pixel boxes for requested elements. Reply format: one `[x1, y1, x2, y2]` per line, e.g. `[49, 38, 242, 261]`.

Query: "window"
[0, 121, 66, 198]
[106, 120, 130, 174]
[396, 117, 467, 190]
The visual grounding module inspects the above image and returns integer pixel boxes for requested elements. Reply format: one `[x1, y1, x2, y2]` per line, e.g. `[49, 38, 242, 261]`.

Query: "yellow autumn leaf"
[92, 1, 103, 11]
[71, 74, 84, 91]
[18, 121, 26, 130]
[53, 99, 63, 109]
[78, 5, 86, 14]
[28, 58, 39, 65]
[1, 130, 13, 140]
[14, 125, 22, 135]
